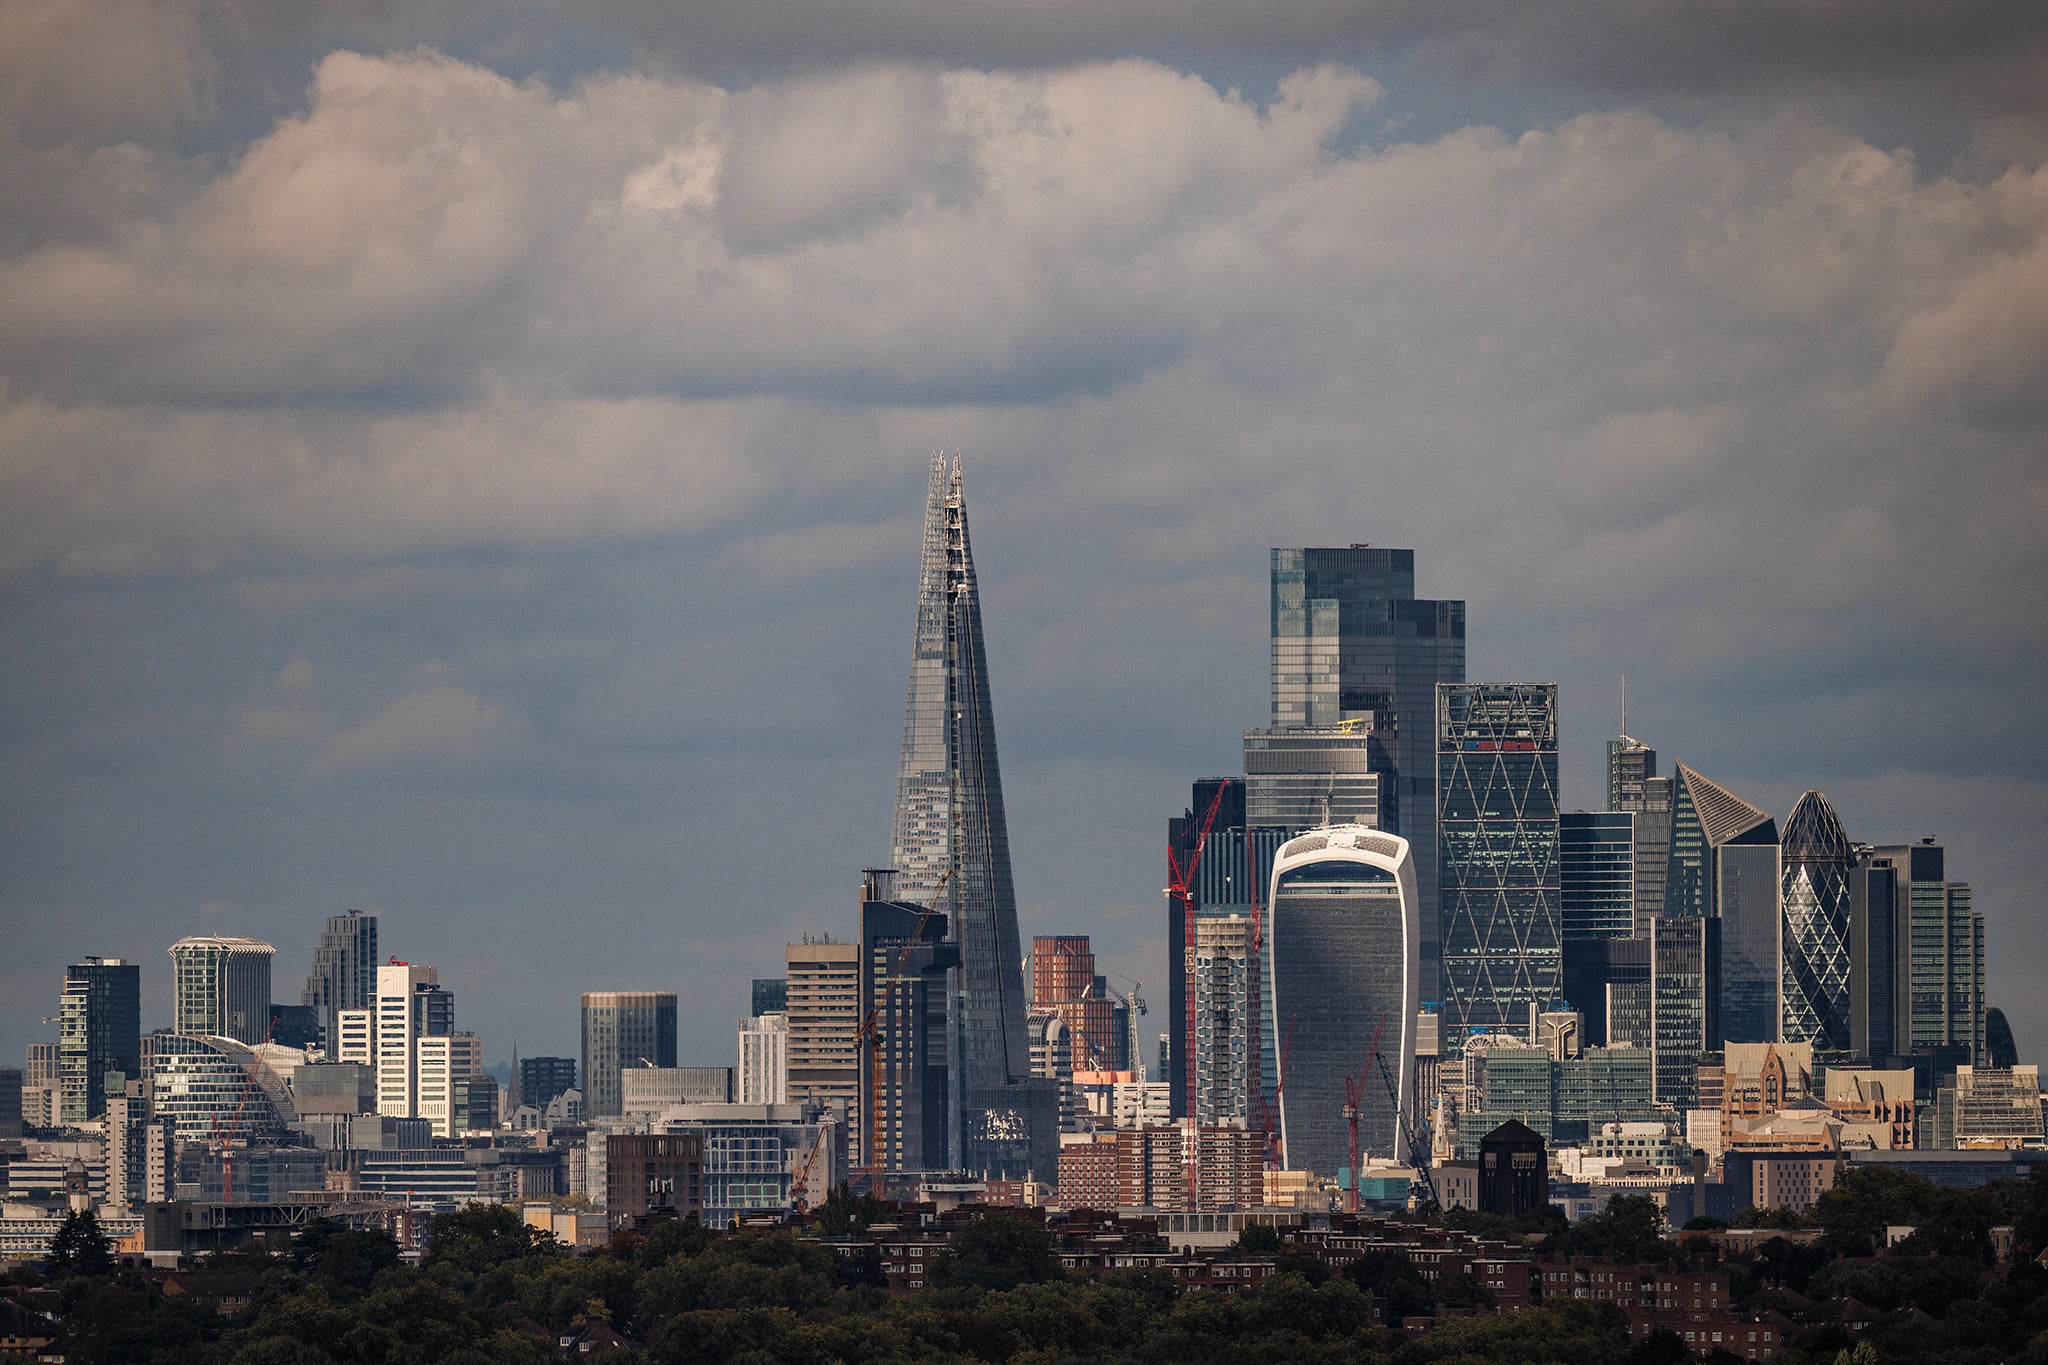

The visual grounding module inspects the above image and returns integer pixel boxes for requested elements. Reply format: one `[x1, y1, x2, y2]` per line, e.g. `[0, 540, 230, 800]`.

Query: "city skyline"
[3, 1, 2043, 1077]
[3, 521, 2022, 1077]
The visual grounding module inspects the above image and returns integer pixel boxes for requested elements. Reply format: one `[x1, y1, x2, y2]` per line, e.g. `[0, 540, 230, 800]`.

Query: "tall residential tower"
[169, 936, 275, 1044]
[58, 958, 140, 1123]
[301, 910, 378, 1049]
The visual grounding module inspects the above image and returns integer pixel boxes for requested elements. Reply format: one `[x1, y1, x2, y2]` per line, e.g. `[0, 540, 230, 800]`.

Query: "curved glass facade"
[1781, 791, 1853, 1049]
[149, 1034, 296, 1145]
[1267, 828, 1416, 1178]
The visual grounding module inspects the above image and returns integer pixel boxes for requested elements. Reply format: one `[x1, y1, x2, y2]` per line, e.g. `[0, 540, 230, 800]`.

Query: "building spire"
[888, 450, 1038, 1172]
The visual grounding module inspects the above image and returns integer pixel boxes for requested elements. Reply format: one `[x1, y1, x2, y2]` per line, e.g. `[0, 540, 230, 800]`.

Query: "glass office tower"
[860, 870, 957, 1175]
[1606, 734, 1655, 811]
[580, 991, 677, 1119]
[1270, 548, 1464, 985]
[1436, 683, 1562, 1035]
[1665, 763, 1780, 1045]
[1650, 915, 1718, 1107]
[888, 455, 1052, 1176]
[1267, 827, 1418, 1177]
[1561, 812, 1635, 941]
[1780, 791, 1854, 1050]
[1243, 725, 1393, 830]
[1870, 842, 1985, 1063]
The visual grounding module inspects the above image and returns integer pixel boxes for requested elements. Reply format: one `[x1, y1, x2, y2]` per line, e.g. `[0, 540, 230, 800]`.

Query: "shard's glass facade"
[889, 455, 1049, 1175]
[1436, 683, 1561, 1035]
[1780, 791, 1853, 1050]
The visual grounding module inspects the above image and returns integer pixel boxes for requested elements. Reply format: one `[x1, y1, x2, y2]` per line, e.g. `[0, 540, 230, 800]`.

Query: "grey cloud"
[4, 39, 2048, 1062]
[593, 0, 2048, 126]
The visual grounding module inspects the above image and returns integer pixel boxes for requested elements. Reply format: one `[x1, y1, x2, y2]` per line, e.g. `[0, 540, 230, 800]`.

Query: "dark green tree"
[1556, 1194, 1674, 1263]
[1346, 1247, 1435, 1321]
[48, 1208, 115, 1276]
[427, 1201, 561, 1274]
[1235, 1222, 1282, 1254]
[926, 1211, 1063, 1292]
[285, 1219, 401, 1299]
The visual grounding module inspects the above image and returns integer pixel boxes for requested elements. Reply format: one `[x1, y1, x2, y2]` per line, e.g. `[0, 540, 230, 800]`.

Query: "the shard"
[888, 455, 1052, 1175]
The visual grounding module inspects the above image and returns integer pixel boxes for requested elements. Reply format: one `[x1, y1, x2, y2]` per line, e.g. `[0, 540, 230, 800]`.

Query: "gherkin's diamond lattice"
[1780, 790, 1853, 1050]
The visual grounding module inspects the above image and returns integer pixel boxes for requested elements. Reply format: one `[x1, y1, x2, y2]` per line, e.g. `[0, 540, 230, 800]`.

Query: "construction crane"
[789, 1127, 829, 1211]
[1255, 1013, 1297, 1169]
[1371, 1035, 1438, 1209]
[854, 868, 953, 1194]
[1342, 1013, 1390, 1214]
[210, 1053, 264, 1204]
[1165, 783, 1229, 1209]
[1086, 970, 1147, 1074]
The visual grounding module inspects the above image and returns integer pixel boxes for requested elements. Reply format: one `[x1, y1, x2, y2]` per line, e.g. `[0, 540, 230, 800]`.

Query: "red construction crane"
[1165, 782, 1228, 1208]
[1258, 1013, 1297, 1169]
[1342, 1013, 1389, 1213]
[210, 1054, 264, 1204]
[789, 1128, 829, 1211]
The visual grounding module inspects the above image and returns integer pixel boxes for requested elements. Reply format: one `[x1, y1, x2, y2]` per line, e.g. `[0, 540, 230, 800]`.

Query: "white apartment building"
[737, 1015, 790, 1105]
[337, 963, 460, 1137]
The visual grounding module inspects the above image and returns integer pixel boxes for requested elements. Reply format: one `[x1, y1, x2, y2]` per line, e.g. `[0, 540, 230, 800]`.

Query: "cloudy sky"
[4, 0, 2045, 1072]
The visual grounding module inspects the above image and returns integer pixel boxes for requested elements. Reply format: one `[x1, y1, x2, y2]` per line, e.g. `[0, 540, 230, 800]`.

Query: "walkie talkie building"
[1266, 826, 1418, 1179]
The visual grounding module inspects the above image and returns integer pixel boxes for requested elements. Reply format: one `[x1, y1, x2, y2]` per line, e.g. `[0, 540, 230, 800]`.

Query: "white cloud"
[308, 683, 522, 776]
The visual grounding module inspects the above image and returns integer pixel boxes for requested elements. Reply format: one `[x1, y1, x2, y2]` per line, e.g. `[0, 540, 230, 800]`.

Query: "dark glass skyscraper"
[1270, 548, 1464, 982]
[58, 958, 140, 1123]
[1780, 791, 1853, 1050]
[1667, 763, 1780, 1046]
[888, 455, 1051, 1176]
[1869, 842, 1984, 1063]
[1436, 683, 1561, 1035]
[860, 869, 956, 1175]
[1849, 850, 1903, 1062]
[580, 992, 677, 1119]
[1561, 811, 1635, 942]
[1650, 914, 1717, 1107]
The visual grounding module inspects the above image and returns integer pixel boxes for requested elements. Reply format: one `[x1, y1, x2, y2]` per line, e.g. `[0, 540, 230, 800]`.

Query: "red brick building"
[1057, 1125, 1265, 1212]
[1031, 936, 1119, 1072]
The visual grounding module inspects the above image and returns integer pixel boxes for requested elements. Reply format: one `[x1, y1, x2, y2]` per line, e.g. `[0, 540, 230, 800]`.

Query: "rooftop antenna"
[1620, 673, 1627, 738]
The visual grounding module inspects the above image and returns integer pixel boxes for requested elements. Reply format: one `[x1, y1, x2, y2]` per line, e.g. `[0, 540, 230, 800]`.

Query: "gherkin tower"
[1781, 790, 1853, 1049]
[889, 455, 1049, 1174]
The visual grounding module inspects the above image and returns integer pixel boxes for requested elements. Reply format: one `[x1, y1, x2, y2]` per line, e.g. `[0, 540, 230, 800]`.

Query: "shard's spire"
[889, 453, 1028, 1107]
